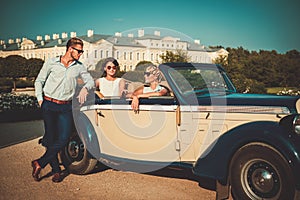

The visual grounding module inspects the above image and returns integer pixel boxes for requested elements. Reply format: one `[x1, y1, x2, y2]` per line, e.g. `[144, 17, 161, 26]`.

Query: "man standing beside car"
[32, 37, 94, 182]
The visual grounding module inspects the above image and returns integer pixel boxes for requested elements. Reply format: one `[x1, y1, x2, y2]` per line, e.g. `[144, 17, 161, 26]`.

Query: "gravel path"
[0, 138, 225, 200]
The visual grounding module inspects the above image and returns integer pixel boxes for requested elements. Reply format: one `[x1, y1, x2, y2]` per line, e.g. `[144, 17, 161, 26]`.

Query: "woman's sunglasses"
[107, 66, 117, 70]
[144, 72, 152, 76]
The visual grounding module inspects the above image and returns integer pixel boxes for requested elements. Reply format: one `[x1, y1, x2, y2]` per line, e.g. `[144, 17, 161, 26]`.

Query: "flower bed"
[277, 89, 300, 96]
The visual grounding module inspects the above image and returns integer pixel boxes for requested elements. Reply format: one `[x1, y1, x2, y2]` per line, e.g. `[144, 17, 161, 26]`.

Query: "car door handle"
[95, 109, 104, 126]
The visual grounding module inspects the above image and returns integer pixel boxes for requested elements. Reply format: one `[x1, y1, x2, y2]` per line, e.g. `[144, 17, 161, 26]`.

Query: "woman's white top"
[143, 85, 164, 93]
[98, 77, 121, 97]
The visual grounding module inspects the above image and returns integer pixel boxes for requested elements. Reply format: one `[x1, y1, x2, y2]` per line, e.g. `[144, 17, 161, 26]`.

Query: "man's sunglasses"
[107, 66, 117, 70]
[72, 47, 84, 54]
[144, 72, 152, 76]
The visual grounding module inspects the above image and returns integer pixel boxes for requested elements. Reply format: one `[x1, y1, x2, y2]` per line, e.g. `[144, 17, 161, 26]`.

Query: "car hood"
[196, 93, 300, 114]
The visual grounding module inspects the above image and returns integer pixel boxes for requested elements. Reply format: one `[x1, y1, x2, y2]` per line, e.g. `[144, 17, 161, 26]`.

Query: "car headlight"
[294, 115, 300, 135]
[280, 114, 300, 135]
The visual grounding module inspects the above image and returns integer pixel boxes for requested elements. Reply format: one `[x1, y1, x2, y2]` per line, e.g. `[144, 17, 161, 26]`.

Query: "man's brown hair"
[66, 37, 83, 51]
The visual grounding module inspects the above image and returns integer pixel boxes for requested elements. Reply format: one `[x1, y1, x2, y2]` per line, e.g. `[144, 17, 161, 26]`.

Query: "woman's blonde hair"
[146, 65, 162, 82]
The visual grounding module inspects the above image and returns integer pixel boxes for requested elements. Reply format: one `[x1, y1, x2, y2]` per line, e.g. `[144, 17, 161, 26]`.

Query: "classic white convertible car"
[60, 63, 300, 200]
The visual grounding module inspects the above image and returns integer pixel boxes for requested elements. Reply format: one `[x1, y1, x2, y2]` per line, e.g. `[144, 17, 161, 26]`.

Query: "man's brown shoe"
[52, 173, 62, 183]
[31, 160, 41, 181]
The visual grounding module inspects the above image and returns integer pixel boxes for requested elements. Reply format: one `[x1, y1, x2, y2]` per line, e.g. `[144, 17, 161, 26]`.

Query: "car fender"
[73, 111, 101, 159]
[192, 121, 300, 188]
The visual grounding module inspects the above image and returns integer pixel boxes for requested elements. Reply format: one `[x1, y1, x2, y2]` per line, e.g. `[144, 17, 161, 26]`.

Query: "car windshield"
[167, 66, 236, 96]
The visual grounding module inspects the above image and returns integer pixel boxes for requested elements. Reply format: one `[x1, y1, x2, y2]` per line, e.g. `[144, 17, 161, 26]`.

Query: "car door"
[83, 97, 180, 164]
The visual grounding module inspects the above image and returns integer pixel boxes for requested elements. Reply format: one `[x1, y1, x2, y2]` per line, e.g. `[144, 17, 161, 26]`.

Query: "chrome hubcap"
[68, 141, 80, 158]
[242, 160, 280, 199]
[67, 138, 84, 161]
[251, 168, 274, 193]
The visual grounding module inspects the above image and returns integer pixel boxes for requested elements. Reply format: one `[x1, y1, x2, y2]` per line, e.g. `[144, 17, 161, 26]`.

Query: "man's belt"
[44, 96, 71, 104]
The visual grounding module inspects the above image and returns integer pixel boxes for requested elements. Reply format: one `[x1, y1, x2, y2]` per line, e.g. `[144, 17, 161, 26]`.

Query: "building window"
[143, 53, 145, 60]
[100, 50, 103, 58]
[129, 52, 132, 60]
[137, 53, 140, 61]
[124, 52, 126, 60]
[106, 51, 109, 57]
[94, 50, 97, 58]
[151, 53, 153, 61]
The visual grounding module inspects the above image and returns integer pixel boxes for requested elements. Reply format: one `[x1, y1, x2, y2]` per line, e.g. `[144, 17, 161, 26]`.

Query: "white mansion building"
[0, 29, 228, 71]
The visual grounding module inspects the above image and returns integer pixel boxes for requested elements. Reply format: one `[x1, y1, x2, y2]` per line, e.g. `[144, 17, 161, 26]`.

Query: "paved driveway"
[0, 120, 44, 148]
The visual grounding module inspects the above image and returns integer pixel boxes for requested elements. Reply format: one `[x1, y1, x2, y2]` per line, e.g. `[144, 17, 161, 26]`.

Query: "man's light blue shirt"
[35, 57, 94, 102]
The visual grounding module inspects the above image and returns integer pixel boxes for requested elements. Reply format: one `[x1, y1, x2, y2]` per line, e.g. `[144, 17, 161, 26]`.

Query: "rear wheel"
[230, 143, 295, 200]
[60, 131, 97, 175]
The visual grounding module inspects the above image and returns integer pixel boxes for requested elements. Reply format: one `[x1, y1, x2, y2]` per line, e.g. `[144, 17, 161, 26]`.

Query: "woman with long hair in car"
[95, 57, 125, 98]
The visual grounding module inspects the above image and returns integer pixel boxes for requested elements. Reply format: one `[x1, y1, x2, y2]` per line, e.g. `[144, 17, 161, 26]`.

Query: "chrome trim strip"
[81, 104, 290, 114]
[194, 105, 290, 114]
[81, 104, 177, 112]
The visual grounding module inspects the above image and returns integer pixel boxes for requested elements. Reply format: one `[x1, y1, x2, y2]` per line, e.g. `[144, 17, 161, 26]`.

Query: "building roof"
[0, 31, 224, 53]
[79, 34, 111, 43]
[188, 42, 213, 52]
[137, 34, 162, 40]
[0, 43, 19, 51]
[106, 36, 145, 47]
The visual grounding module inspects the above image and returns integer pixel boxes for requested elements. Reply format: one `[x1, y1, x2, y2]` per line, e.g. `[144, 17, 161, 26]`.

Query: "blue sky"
[1, 0, 299, 53]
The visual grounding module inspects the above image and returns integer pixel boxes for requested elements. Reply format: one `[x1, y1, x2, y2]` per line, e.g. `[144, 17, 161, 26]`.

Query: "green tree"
[0, 55, 28, 91]
[27, 58, 44, 80]
[213, 55, 228, 66]
[284, 50, 300, 87]
[223, 47, 267, 93]
[160, 49, 190, 63]
[122, 71, 144, 82]
[224, 47, 300, 93]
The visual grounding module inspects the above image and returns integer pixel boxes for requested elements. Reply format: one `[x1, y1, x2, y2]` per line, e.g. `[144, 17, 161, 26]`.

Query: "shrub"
[0, 78, 13, 87]
[16, 79, 34, 88]
[0, 93, 39, 112]
[0, 86, 13, 93]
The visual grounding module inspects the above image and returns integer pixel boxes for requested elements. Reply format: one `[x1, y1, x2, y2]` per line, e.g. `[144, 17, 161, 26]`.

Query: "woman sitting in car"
[95, 57, 126, 98]
[127, 64, 168, 112]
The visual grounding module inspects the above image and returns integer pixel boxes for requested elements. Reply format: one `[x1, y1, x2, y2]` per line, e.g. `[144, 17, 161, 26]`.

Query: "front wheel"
[59, 132, 97, 175]
[230, 143, 295, 200]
